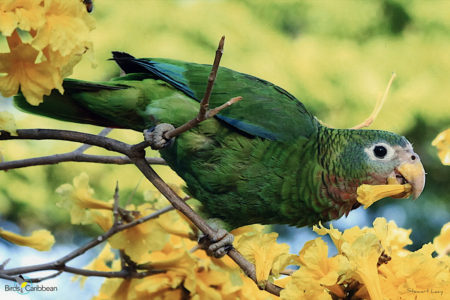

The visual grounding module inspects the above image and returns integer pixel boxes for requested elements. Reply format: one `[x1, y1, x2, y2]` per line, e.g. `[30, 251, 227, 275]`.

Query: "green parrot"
[13, 52, 425, 230]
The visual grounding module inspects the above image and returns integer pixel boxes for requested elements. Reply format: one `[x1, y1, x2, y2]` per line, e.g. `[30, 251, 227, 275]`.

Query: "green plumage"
[14, 52, 414, 229]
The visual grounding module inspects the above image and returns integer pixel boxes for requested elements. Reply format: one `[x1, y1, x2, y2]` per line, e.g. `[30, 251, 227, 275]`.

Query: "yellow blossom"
[32, 0, 95, 56]
[56, 172, 113, 225]
[0, 0, 45, 36]
[378, 243, 450, 299]
[93, 278, 141, 300]
[434, 222, 450, 257]
[432, 129, 450, 165]
[235, 231, 294, 285]
[94, 203, 170, 263]
[281, 238, 349, 300]
[372, 217, 412, 256]
[0, 31, 63, 105]
[341, 233, 384, 300]
[132, 272, 185, 299]
[356, 183, 411, 208]
[0, 111, 17, 135]
[0, 228, 54, 251]
[313, 222, 344, 251]
[0, 0, 94, 105]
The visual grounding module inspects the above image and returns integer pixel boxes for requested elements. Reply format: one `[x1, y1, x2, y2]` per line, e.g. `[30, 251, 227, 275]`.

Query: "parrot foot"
[144, 123, 175, 150]
[199, 228, 234, 258]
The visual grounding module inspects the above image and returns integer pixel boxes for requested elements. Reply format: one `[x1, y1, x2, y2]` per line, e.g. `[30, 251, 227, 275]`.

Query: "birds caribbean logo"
[14, 275, 32, 294]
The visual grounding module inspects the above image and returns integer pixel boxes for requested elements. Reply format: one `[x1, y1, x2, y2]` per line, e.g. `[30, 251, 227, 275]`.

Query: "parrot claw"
[199, 228, 234, 258]
[144, 123, 175, 150]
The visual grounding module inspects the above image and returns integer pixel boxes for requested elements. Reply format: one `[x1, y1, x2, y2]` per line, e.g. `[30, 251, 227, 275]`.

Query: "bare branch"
[0, 258, 10, 270]
[0, 129, 131, 154]
[199, 35, 225, 116]
[113, 182, 121, 226]
[164, 37, 243, 140]
[0, 153, 166, 171]
[206, 96, 242, 118]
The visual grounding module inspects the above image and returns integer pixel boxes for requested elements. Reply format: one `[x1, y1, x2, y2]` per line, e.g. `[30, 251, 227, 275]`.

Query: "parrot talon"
[144, 123, 175, 150]
[199, 228, 234, 258]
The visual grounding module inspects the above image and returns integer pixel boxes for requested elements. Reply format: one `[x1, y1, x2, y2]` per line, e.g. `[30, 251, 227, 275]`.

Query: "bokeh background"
[1, 0, 449, 299]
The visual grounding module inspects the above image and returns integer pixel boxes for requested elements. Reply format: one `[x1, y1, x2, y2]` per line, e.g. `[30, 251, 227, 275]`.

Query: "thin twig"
[113, 182, 121, 226]
[73, 128, 112, 154]
[164, 37, 243, 140]
[0, 258, 10, 270]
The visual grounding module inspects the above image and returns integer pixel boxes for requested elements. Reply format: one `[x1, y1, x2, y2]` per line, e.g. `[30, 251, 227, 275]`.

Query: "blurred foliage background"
[1, 0, 449, 252]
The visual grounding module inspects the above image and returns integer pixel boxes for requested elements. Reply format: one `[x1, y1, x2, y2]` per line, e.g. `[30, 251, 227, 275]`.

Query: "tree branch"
[0, 153, 166, 171]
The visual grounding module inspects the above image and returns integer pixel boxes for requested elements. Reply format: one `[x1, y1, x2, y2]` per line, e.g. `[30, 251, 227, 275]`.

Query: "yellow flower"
[157, 210, 195, 239]
[281, 238, 349, 300]
[434, 222, 450, 257]
[32, 0, 95, 56]
[432, 129, 450, 165]
[132, 272, 185, 299]
[56, 172, 113, 225]
[0, 31, 63, 105]
[95, 203, 170, 263]
[0, 0, 45, 36]
[235, 231, 294, 286]
[0, 0, 94, 105]
[356, 183, 411, 208]
[372, 217, 412, 256]
[0, 228, 54, 251]
[93, 278, 140, 300]
[378, 243, 450, 299]
[0, 111, 17, 135]
[341, 233, 384, 300]
[313, 222, 344, 251]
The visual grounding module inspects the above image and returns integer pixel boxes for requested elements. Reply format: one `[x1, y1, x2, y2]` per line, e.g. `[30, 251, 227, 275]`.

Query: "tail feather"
[13, 79, 128, 127]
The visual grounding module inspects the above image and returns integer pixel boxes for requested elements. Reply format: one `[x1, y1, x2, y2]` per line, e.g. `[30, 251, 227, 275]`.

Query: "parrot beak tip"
[396, 160, 426, 200]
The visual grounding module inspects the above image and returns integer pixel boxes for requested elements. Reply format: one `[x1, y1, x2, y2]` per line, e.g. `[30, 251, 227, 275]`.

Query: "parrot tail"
[13, 79, 127, 128]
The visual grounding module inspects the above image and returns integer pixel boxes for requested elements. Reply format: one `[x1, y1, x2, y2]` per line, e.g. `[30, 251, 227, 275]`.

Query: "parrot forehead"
[356, 129, 410, 148]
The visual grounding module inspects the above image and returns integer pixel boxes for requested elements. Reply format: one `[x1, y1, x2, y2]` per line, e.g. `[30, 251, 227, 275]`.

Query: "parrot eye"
[364, 143, 395, 161]
[373, 145, 387, 158]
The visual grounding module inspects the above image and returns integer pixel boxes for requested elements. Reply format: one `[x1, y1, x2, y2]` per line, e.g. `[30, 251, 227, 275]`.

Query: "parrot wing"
[112, 52, 319, 143]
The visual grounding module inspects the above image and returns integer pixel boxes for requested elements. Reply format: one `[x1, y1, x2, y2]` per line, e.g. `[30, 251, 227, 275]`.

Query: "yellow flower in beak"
[356, 183, 412, 208]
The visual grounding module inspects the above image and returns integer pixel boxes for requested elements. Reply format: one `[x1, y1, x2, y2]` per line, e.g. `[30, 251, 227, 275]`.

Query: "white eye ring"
[364, 143, 395, 161]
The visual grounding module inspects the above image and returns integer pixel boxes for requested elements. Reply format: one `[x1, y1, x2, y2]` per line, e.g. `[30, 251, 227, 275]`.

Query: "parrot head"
[339, 129, 425, 200]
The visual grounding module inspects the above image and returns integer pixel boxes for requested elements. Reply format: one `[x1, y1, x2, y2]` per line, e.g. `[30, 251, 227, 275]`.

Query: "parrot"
[13, 52, 425, 231]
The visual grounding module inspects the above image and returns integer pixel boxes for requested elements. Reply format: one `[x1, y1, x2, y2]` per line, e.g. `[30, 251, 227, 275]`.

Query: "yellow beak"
[396, 160, 426, 199]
